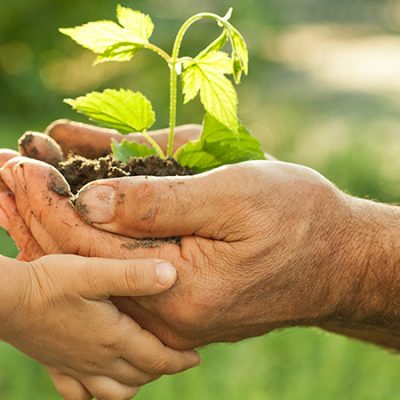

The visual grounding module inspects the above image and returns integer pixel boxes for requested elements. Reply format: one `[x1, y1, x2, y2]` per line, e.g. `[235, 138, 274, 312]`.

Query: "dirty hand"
[0, 146, 352, 349]
[2, 122, 399, 351]
[0, 254, 199, 400]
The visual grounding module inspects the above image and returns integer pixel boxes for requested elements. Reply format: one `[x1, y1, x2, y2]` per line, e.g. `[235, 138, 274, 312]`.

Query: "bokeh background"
[1, 0, 400, 398]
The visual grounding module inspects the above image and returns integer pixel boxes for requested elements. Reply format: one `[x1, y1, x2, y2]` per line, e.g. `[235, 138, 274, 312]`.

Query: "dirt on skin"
[57, 154, 193, 195]
[54, 154, 192, 248]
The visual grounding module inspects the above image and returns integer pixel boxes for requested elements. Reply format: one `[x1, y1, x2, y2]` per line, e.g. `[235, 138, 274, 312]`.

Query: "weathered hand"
[19, 119, 201, 161]
[0, 152, 351, 350]
[2, 122, 399, 352]
[0, 120, 201, 260]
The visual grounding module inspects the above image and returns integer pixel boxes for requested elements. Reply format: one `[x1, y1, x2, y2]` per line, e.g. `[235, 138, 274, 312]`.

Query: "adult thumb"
[63, 255, 177, 299]
[73, 168, 235, 238]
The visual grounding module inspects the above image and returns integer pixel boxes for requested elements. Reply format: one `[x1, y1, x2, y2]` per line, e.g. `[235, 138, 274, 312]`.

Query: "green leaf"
[229, 27, 249, 84]
[60, 6, 154, 63]
[94, 43, 140, 64]
[116, 5, 154, 40]
[175, 114, 265, 173]
[182, 51, 238, 131]
[59, 21, 146, 57]
[111, 139, 156, 162]
[64, 89, 155, 133]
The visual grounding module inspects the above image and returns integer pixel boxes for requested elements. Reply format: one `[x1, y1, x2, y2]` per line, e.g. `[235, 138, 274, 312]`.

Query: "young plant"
[60, 4, 266, 173]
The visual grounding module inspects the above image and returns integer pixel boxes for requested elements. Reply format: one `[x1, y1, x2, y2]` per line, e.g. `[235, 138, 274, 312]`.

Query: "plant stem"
[142, 132, 166, 158]
[143, 43, 171, 63]
[167, 12, 231, 157]
[141, 43, 170, 158]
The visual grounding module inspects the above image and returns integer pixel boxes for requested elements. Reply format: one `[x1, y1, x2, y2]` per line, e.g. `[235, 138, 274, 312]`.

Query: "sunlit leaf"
[229, 26, 249, 83]
[175, 114, 265, 172]
[116, 5, 154, 40]
[182, 51, 238, 131]
[111, 139, 156, 162]
[64, 89, 155, 133]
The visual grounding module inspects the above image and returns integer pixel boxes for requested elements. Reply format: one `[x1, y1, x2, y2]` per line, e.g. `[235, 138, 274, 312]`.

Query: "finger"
[74, 164, 248, 238]
[18, 131, 64, 166]
[120, 316, 201, 375]
[104, 359, 159, 386]
[1, 157, 180, 260]
[80, 376, 139, 400]
[48, 368, 92, 400]
[51, 254, 178, 298]
[0, 189, 45, 259]
[0, 150, 18, 229]
[0, 149, 19, 167]
[1, 158, 61, 256]
[46, 119, 201, 158]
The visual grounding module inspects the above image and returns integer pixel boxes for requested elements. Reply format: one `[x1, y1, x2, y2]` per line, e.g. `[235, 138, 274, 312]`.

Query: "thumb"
[73, 167, 237, 238]
[44, 255, 177, 299]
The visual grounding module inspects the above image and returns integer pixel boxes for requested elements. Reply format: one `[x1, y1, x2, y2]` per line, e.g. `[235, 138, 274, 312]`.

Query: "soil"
[57, 154, 193, 195]
[54, 154, 192, 248]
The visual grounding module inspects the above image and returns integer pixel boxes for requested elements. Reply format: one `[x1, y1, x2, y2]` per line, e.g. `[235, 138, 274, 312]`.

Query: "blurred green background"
[1, 0, 400, 399]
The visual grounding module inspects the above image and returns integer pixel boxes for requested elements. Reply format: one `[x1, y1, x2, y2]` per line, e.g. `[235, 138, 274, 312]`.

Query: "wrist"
[318, 195, 400, 333]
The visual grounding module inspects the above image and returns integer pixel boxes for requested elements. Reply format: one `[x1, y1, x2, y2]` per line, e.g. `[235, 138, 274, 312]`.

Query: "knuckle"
[125, 180, 161, 233]
[124, 264, 145, 292]
[102, 332, 124, 355]
[147, 355, 169, 374]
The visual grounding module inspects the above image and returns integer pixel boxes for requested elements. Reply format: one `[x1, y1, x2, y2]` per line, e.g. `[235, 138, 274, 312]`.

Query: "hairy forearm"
[320, 196, 400, 350]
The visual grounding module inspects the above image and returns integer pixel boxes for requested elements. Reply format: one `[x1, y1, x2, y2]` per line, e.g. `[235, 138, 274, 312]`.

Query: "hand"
[3, 123, 399, 351]
[0, 254, 199, 400]
[0, 120, 201, 261]
[0, 152, 350, 349]
[18, 119, 201, 161]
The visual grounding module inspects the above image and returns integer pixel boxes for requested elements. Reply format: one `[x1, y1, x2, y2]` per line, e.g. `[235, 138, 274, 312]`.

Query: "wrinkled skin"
[0, 121, 353, 351]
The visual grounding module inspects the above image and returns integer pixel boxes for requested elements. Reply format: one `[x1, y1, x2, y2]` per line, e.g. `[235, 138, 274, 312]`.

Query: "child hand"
[0, 255, 200, 399]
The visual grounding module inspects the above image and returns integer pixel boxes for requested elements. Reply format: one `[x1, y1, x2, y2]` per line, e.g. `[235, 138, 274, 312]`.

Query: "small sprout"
[60, 5, 265, 170]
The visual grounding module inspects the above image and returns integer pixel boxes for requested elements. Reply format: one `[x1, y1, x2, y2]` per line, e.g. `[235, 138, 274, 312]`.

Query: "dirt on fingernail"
[47, 173, 72, 198]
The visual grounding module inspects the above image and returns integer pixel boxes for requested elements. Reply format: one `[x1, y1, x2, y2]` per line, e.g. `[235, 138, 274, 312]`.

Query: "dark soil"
[57, 154, 193, 195]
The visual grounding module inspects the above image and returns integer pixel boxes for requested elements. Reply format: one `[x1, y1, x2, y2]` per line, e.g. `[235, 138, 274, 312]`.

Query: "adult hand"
[2, 123, 399, 351]
[0, 151, 351, 349]
[0, 120, 201, 260]
[0, 254, 199, 400]
[19, 119, 201, 161]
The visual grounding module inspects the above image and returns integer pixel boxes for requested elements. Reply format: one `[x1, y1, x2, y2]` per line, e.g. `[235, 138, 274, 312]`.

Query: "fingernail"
[156, 261, 177, 286]
[0, 168, 15, 192]
[76, 185, 115, 224]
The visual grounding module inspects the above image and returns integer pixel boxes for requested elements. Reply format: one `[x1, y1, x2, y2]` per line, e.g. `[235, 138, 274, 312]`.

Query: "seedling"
[60, 4, 266, 173]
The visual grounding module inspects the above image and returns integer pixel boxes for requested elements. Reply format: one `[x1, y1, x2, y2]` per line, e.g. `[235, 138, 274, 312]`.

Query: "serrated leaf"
[182, 51, 238, 131]
[175, 114, 265, 173]
[59, 21, 146, 54]
[229, 27, 249, 83]
[65, 89, 155, 133]
[59, 5, 154, 64]
[111, 138, 156, 162]
[117, 5, 154, 40]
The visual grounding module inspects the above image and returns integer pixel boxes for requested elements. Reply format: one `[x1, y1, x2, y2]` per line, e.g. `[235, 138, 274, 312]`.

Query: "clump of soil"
[57, 154, 193, 194]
